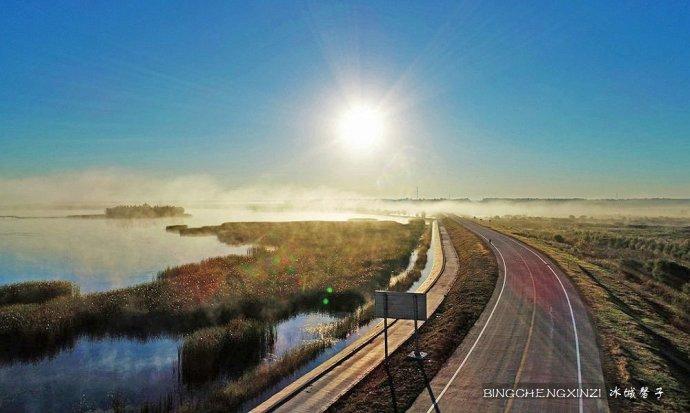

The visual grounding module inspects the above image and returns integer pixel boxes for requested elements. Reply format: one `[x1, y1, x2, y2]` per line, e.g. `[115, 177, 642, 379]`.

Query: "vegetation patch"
[324, 223, 433, 342]
[106, 204, 188, 218]
[69, 204, 189, 219]
[0, 219, 425, 408]
[329, 218, 498, 412]
[181, 221, 433, 411]
[181, 319, 270, 383]
[189, 339, 330, 412]
[480, 216, 690, 412]
[0, 280, 76, 306]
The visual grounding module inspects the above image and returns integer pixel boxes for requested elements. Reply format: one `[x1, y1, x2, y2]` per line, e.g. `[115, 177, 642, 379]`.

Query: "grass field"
[479, 215, 690, 412]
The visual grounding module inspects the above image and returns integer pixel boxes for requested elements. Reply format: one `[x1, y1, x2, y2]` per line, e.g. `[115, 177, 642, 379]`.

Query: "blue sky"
[1, 1, 689, 199]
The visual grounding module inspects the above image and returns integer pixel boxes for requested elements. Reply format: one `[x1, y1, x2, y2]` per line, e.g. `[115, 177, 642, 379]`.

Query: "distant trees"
[104, 203, 186, 218]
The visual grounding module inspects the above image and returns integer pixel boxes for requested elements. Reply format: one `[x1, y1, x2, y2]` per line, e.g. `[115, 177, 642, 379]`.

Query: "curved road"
[409, 217, 608, 413]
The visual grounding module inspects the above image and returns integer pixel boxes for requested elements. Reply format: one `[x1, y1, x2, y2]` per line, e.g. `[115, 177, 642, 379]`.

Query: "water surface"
[0, 207, 410, 411]
[0, 336, 182, 412]
[0, 208, 407, 291]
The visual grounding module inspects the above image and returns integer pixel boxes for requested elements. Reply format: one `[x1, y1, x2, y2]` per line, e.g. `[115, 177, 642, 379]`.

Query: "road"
[252, 221, 459, 413]
[408, 218, 608, 413]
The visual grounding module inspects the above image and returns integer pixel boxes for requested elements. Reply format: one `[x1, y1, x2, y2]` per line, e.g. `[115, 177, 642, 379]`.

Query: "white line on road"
[547, 264, 583, 413]
[426, 231, 508, 413]
[510, 241, 584, 413]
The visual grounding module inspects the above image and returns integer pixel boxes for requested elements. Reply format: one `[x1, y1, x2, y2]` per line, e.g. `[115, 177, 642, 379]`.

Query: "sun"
[337, 105, 385, 153]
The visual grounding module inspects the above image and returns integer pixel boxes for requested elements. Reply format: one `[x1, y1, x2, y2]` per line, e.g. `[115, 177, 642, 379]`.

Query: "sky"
[1, 1, 689, 201]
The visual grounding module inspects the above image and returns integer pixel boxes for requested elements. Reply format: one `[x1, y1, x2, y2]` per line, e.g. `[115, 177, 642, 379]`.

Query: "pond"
[0, 336, 182, 412]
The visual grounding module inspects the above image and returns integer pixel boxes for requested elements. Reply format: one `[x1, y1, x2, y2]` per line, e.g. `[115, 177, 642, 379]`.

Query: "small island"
[70, 204, 190, 219]
[105, 204, 188, 218]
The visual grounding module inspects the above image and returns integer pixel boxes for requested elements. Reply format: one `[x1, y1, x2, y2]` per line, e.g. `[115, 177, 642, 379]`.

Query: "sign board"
[374, 291, 427, 320]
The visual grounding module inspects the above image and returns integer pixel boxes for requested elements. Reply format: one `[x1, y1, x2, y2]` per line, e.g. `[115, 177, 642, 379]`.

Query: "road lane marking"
[507, 240, 584, 413]
[504, 245, 537, 413]
[547, 264, 583, 413]
[426, 230, 508, 413]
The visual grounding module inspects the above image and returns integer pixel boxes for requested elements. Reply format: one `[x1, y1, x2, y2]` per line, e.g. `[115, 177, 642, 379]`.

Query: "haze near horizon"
[1, 1, 689, 200]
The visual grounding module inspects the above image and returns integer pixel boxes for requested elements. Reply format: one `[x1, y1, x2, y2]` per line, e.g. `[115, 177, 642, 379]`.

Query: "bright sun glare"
[338, 105, 384, 153]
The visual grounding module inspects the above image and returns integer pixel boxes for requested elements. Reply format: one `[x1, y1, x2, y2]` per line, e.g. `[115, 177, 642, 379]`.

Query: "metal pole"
[384, 293, 389, 360]
[413, 295, 420, 358]
[383, 293, 397, 412]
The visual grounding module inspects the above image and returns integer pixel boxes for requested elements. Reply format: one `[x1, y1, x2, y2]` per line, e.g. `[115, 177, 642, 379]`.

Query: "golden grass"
[0, 220, 424, 379]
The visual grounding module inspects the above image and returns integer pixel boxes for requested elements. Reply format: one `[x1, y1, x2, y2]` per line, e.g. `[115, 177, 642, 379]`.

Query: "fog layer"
[1, 169, 688, 218]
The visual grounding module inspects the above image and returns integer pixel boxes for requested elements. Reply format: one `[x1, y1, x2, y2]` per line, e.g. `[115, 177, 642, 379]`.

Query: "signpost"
[375, 290, 440, 413]
[374, 291, 428, 360]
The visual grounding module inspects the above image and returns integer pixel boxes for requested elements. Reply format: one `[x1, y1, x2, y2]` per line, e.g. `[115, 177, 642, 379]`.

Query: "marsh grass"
[320, 223, 432, 341]
[193, 339, 330, 412]
[0, 220, 423, 367]
[0, 280, 76, 306]
[181, 319, 270, 383]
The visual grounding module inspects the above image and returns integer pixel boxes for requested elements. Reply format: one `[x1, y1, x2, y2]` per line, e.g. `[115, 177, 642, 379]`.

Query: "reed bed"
[181, 319, 270, 383]
[323, 223, 433, 341]
[0, 220, 423, 366]
[194, 339, 331, 412]
[0, 280, 76, 306]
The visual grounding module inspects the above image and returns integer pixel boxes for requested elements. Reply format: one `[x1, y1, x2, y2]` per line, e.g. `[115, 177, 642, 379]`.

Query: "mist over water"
[0, 207, 408, 292]
[2, 179, 684, 411]
[2, 169, 688, 220]
[0, 210, 230, 292]
[0, 206, 414, 411]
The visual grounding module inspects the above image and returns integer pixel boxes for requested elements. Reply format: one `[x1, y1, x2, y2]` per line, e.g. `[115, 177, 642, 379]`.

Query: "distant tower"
[416, 186, 419, 200]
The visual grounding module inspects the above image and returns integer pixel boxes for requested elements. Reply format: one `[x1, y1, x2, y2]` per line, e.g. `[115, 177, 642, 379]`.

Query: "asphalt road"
[408, 218, 609, 413]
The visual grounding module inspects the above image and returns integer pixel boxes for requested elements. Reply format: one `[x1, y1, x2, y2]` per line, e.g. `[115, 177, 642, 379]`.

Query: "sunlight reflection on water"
[0, 208, 411, 411]
[0, 208, 407, 292]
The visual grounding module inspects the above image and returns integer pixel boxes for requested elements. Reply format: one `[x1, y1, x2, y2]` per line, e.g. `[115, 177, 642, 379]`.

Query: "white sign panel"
[374, 291, 427, 321]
